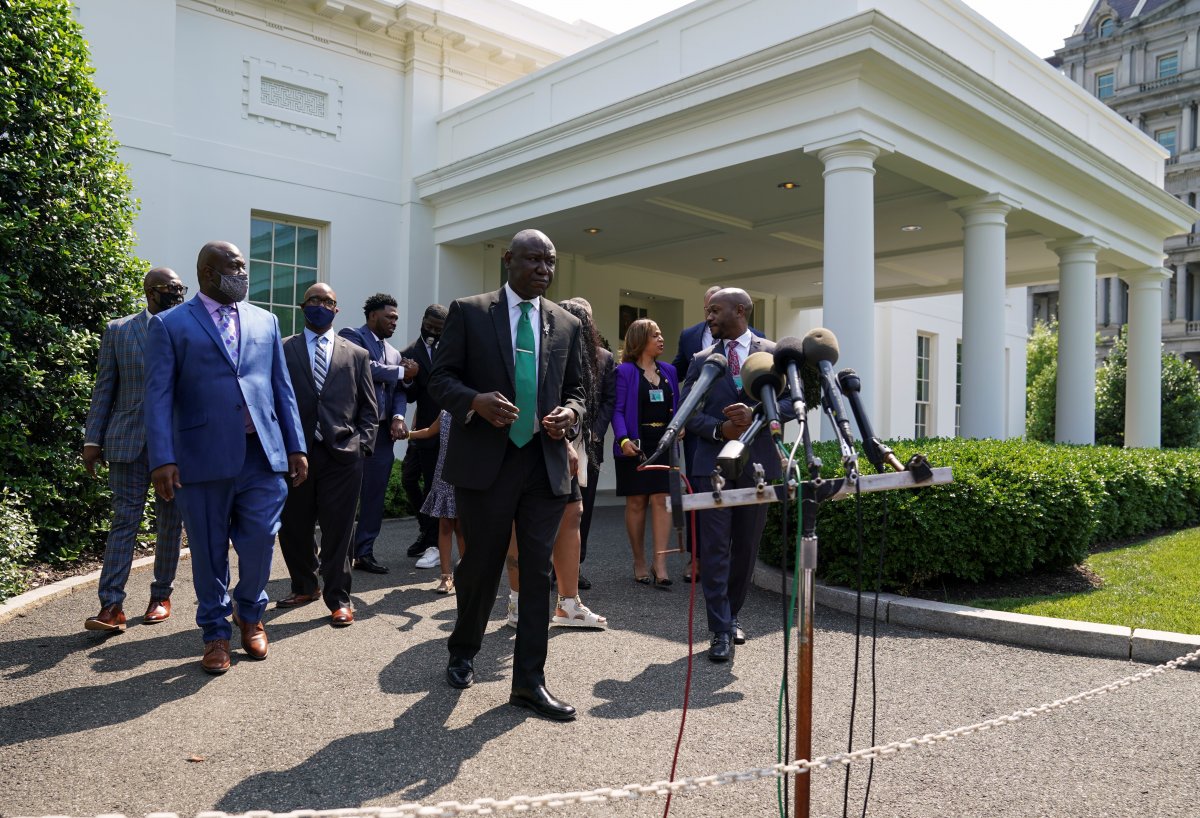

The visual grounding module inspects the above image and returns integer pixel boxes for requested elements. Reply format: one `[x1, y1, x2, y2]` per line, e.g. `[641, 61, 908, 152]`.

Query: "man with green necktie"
[429, 229, 586, 721]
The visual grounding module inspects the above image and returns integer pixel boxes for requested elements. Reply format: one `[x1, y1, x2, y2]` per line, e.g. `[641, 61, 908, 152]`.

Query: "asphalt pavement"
[1, 505, 1197, 818]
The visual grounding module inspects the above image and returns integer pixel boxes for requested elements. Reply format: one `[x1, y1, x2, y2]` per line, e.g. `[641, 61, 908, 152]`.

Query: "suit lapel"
[286, 335, 316, 393]
[187, 296, 237, 372]
[537, 297, 553, 392]
[490, 288, 516, 392]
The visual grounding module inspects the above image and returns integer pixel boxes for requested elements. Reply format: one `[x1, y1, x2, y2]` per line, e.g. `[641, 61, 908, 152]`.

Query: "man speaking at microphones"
[680, 288, 792, 663]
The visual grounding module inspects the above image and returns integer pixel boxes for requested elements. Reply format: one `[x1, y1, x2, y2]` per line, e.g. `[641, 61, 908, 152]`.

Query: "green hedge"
[759, 438, 1200, 593]
[383, 457, 415, 518]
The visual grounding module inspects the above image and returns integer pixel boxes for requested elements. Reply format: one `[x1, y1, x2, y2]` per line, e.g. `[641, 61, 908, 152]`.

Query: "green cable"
[777, 448, 804, 818]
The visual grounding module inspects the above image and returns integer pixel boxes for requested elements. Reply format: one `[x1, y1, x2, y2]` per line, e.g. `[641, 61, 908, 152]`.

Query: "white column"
[808, 133, 893, 429]
[1121, 268, 1170, 448]
[1182, 104, 1194, 155]
[951, 194, 1020, 439]
[1176, 263, 1188, 321]
[1050, 238, 1105, 444]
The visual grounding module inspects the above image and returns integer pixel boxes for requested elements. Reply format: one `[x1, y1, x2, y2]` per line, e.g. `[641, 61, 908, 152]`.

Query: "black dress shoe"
[509, 684, 576, 721]
[353, 555, 389, 574]
[733, 621, 746, 645]
[709, 632, 733, 663]
[406, 541, 427, 558]
[577, 572, 592, 590]
[446, 657, 474, 689]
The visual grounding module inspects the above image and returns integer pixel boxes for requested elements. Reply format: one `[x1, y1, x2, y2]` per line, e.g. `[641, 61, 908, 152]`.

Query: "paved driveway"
[1, 507, 1196, 817]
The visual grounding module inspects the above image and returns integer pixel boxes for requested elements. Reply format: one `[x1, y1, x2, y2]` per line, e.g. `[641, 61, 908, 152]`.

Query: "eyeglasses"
[304, 297, 337, 309]
[151, 284, 188, 295]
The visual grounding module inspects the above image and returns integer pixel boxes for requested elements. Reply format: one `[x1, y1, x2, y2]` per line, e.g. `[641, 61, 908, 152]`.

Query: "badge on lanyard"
[649, 388, 665, 403]
[733, 375, 743, 392]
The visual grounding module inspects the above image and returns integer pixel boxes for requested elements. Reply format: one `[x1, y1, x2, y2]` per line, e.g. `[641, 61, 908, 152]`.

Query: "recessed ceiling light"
[900, 224, 923, 232]
[583, 227, 602, 234]
[712, 257, 727, 263]
[777, 181, 800, 190]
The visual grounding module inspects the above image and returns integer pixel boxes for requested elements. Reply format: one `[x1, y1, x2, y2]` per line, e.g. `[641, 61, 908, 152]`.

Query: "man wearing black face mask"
[399, 304, 447, 564]
[83, 267, 187, 633]
[277, 283, 377, 626]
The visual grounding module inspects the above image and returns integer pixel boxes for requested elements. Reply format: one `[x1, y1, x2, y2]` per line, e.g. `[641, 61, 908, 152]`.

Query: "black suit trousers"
[449, 436, 567, 687]
[690, 471, 768, 635]
[578, 461, 601, 562]
[402, 442, 440, 546]
[278, 444, 364, 610]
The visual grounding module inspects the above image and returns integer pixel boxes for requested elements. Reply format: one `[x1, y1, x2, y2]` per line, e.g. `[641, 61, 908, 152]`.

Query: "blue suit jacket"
[144, 296, 305, 481]
[84, 309, 151, 463]
[339, 325, 408, 421]
[681, 337, 793, 481]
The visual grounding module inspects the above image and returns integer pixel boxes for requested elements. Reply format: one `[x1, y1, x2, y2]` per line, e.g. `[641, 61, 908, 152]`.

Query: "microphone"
[741, 351, 784, 441]
[802, 329, 853, 439]
[772, 336, 816, 411]
[837, 368, 905, 473]
[644, 353, 728, 465]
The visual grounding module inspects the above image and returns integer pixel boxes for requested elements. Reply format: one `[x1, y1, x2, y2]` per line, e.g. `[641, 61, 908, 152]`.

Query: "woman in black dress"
[611, 319, 681, 587]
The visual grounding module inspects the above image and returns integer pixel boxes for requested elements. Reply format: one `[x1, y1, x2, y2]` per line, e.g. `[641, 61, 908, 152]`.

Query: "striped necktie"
[314, 336, 328, 441]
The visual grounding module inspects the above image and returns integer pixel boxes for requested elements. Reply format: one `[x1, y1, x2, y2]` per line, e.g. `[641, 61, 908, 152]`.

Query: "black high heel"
[650, 569, 673, 590]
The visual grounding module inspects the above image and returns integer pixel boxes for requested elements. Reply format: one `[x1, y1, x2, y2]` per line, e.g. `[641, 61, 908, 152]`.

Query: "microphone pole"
[837, 368, 905, 473]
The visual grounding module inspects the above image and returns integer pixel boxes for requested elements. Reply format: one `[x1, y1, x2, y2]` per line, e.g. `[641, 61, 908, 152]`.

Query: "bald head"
[706, 287, 752, 341]
[301, 282, 339, 331]
[144, 266, 185, 314]
[196, 241, 248, 304]
[504, 228, 556, 300]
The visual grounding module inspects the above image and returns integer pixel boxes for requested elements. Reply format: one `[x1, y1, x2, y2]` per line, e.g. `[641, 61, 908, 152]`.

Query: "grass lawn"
[968, 527, 1200, 636]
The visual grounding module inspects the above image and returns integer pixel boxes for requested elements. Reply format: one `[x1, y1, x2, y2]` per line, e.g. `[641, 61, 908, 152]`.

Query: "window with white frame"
[249, 215, 322, 336]
[1096, 71, 1115, 99]
[1156, 127, 1178, 157]
[1158, 52, 1180, 79]
[915, 333, 932, 438]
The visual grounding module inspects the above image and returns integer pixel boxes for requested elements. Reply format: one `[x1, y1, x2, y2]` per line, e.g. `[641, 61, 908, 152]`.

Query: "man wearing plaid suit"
[82, 267, 187, 633]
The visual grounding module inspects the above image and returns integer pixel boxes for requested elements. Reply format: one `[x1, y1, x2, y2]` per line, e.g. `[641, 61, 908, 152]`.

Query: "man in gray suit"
[82, 267, 186, 632]
[278, 284, 378, 626]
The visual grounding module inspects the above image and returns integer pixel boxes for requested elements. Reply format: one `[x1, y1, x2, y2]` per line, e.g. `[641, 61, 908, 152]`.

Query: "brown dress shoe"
[202, 639, 231, 674]
[276, 590, 321, 608]
[143, 598, 171, 623]
[331, 606, 354, 627]
[233, 615, 268, 660]
[84, 603, 126, 633]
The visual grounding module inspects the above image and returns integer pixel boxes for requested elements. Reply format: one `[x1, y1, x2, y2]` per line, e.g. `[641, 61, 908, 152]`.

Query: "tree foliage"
[0, 0, 144, 564]
[1025, 320, 1057, 442]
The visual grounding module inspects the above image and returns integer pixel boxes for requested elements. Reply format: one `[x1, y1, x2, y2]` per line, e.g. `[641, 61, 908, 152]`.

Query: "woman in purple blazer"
[612, 319, 681, 588]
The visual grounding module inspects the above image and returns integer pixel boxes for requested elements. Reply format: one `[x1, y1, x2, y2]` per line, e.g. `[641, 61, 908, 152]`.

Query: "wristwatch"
[712, 421, 725, 442]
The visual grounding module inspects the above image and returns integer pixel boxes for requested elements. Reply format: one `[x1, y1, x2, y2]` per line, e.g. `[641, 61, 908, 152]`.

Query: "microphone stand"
[795, 418, 817, 818]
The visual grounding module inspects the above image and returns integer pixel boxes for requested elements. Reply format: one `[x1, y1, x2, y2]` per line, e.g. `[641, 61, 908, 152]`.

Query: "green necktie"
[510, 301, 537, 447]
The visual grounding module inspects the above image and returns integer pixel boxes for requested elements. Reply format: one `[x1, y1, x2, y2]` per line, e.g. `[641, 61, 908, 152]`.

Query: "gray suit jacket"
[84, 310, 150, 463]
[283, 332, 378, 463]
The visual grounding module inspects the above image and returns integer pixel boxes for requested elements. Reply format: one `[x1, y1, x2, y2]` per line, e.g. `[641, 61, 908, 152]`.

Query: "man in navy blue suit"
[339, 293, 412, 574]
[680, 287, 790, 664]
[145, 241, 307, 674]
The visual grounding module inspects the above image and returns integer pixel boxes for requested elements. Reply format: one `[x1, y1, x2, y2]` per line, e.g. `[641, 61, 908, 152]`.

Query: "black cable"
[841, 480, 866, 818]
[860, 492, 888, 817]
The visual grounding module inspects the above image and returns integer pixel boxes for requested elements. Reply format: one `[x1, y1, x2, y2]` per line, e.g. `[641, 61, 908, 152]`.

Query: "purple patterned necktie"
[726, 340, 741, 377]
[217, 305, 238, 367]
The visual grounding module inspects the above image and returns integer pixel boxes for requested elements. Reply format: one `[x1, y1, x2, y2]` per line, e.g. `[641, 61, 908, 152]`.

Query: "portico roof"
[415, 0, 1193, 307]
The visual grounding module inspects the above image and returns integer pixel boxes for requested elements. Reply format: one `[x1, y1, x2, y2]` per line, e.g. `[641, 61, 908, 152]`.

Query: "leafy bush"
[384, 457, 415, 518]
[0, 0, 144, 563]
[0, 488, 37, 602]
[1095, 331, 1200, 448]
[759, 438, 1200, 592]
[1024, 321, 1057, 443]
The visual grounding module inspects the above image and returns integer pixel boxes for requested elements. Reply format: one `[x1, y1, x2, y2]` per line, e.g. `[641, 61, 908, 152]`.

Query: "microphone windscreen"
[772, 336, 805, 372]
[741, 351, 781, 403]
[802, 328, 839, 366]
[702, 353, 728, 375]
[837, 367, 861, 393]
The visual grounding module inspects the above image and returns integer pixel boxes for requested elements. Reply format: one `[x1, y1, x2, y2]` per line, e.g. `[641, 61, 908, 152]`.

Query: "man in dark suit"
[277, 283, 378, 626]
[339, 294, 413, 574]
[673, 285, 764, 581]
[681, 287, 791, 664]
[430, 228, 585, 721]
[568, 297, 614, 588]
[399, 303, 447, 564]
[145, 241, 307, 674]
[82, 266, 186, 633]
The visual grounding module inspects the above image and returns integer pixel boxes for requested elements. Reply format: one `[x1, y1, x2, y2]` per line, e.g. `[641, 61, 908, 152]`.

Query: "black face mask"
[153, 290, 185, 310]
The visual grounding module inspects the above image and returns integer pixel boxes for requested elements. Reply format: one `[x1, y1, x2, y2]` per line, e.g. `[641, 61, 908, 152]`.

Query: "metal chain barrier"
[75, 648, 1200, 818]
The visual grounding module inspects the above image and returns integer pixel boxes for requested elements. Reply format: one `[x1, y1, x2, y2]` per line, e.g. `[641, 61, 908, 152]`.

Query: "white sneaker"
[506, 591, 519, 628]
[415, 546, 439, 569]
[552, 595, 607, 629]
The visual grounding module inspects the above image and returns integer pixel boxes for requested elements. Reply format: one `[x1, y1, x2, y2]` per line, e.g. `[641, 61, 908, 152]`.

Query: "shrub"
[759, 438, 1200, 592]
[384, 457, 414, 518]
[0, 0, 144, 563]
[0, 488, 37, 602]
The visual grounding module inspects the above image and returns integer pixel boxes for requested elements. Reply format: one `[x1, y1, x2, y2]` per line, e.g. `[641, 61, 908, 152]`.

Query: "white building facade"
[76, 0, 1190, 465]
